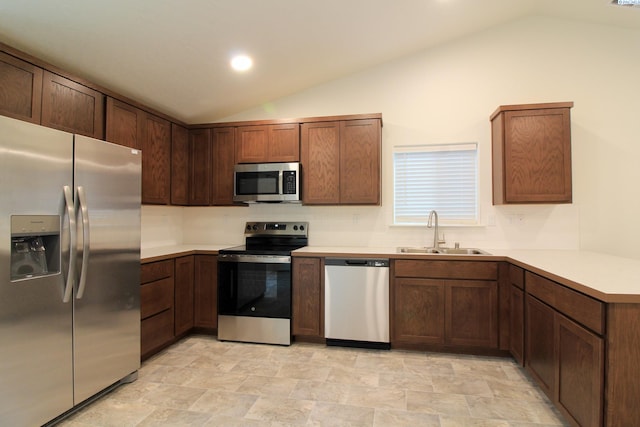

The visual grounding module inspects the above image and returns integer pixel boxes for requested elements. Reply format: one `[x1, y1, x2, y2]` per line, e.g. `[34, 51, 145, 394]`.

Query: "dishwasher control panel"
[324, 258, 389, 268]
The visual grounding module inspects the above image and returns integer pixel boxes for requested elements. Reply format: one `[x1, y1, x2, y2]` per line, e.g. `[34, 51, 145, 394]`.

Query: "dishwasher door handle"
[345, 259, 367, 266]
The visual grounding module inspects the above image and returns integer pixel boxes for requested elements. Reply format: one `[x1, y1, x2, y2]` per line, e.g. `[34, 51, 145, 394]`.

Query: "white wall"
[143, 16, 640, 259]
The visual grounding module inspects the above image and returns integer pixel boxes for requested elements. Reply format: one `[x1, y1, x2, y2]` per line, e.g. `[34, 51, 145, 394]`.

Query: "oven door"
[218, 254, 292, 319]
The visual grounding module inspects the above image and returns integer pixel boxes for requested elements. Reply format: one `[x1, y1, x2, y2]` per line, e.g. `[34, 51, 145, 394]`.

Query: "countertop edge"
[142, 245, 640, 303]
[292, 248, 640, 304]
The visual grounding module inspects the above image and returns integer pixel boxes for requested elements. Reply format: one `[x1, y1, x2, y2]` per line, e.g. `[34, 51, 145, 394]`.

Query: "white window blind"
[393, 143, 478, 225]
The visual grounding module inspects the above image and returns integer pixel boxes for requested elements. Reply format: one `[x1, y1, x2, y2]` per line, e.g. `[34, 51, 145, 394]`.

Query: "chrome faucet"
[427, 210, 444, 249]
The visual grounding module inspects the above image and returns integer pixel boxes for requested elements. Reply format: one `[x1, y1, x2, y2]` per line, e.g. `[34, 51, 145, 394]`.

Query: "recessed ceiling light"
[231, 55, 253, 72]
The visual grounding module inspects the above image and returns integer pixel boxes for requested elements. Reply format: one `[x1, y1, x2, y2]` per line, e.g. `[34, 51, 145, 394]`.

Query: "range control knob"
[300, 225, 305, 231]
[246, 224, 252, 230]
[293, 225, 298, 231]
[253, 225, 258, 231]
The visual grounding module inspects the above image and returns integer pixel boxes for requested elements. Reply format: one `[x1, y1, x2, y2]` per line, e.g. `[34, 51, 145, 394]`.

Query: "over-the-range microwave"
[233, 162, 301, 203]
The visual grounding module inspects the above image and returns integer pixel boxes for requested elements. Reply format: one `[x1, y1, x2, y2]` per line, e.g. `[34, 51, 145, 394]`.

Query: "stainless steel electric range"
[217, 221, 308, 345]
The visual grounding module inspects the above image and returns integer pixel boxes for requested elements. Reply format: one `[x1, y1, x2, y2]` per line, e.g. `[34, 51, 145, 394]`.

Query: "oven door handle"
[218, 254, 291, 264]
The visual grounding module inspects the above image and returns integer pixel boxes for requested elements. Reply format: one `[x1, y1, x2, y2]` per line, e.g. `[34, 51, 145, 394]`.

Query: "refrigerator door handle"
[62, 185, 76, 303]
[76, 186, 90, 300]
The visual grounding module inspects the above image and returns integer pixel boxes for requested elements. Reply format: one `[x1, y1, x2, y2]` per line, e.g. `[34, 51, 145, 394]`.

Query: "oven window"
[236, 171, 279, 195]
[218, 260, 291, 318]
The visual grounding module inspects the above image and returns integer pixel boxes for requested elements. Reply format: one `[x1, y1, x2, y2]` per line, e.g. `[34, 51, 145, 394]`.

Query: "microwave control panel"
[282, 171, 297, 194]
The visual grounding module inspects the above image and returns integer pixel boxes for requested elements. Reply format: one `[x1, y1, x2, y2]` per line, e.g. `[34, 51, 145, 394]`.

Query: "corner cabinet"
[508, 264, 525, 365]
[301, 118, 381, 205]
[491, 102, 573, 204]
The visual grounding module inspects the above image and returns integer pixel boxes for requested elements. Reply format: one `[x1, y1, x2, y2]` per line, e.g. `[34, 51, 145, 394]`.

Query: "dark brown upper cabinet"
[235, 123, 299, 163]
[491, 102, 573, 204]
[0, 51, 43, 124]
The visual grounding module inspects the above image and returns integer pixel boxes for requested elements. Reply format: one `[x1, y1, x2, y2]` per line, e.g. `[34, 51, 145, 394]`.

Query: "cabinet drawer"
[141, 277, 174, 319]
[526, 272, 604, 335]
[395, 260, 497, 280]
[141, 259, 173, 284]
[141, 309, 174, 356]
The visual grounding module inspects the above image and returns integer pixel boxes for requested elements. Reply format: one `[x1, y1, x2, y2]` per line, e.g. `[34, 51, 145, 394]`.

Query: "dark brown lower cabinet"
[140, 260, 175, 359]
[446, 280, 498, 348]
[392, 276, 498, 350]
[292, 257, 324, 339]
[174, 256, 195, 336]
[525, 294, 556, 397]
[556, 314, 604, 427]
[509, 284, 525, 365]
[194, 255, 217, 329]
[393, 278, 445, 345]
[525, 293, 604, 427]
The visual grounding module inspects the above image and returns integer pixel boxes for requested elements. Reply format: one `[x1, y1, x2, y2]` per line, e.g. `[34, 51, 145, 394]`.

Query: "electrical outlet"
[508, 213, 525, 224]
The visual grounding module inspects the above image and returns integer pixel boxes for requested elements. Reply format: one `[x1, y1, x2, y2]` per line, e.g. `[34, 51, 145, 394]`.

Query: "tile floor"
[59, 335, 569, 426]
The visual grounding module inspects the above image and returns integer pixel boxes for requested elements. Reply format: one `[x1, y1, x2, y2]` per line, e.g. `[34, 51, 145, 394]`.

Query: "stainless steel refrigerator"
[0, 115, 141, 426]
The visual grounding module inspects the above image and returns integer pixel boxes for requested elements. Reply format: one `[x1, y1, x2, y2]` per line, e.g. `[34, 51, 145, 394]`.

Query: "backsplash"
[141, 203, 580, 251]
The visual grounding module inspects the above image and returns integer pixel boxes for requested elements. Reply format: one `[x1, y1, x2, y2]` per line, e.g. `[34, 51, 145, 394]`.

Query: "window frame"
[392, 142, 479, 226]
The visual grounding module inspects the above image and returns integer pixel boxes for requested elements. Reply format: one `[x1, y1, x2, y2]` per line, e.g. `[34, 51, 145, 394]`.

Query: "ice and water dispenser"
[10, 215, 60, 281]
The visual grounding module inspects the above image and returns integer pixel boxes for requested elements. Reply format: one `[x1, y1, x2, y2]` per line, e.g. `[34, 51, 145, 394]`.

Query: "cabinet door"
[501, 107, 572, 203]
[41, 71, 104, 139]
[393, 278, 445, 345]
[525, 294, 556, 399]
[445, 280, 498, 348]
[269, 123, 300, 162]
[211, 127, 236, 205]
[194, 255, 217, 329]
[141, 113, 171, 204]
[292, 257, 323, 337]
[509, 285, 525, 365]
[171, 123, 189, 205]
[339, 119, 381, 204]
[300, 121, 340, 204]
[235, 125, 269, 163]
[189, 129, 211, 205]
[106, 97, 142, 149]
[174, 256, 195, 336]
[556, 314, 604, 427]
[0, 51, 43, 124]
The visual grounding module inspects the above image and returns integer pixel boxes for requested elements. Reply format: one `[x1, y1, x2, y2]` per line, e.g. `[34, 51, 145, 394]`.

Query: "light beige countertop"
[293, 246, 640, 303]
[141, 244, 235, 263]
[141, 244, 640, 303]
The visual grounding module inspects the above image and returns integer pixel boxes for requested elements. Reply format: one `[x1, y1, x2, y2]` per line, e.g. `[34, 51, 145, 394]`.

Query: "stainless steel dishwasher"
[324, 258, 390, 349]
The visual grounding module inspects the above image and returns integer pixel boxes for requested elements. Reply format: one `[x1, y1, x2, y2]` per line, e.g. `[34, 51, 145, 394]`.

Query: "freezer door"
[72, 135, 141, 404]
[0, 116, 74, 425]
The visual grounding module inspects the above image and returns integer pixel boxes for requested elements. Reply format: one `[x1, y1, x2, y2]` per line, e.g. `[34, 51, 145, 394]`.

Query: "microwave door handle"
[62, 186, 76, 303]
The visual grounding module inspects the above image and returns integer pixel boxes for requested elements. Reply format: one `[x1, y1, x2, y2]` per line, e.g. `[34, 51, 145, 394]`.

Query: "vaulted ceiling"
[1, 0, 638, 123]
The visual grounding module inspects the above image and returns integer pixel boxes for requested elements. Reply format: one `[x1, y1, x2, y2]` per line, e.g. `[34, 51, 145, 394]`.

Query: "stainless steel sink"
[397, 246, 490, 255]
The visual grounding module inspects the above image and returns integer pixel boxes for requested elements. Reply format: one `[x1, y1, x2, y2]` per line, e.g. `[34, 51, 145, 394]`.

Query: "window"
[393, 143, 478, 225]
